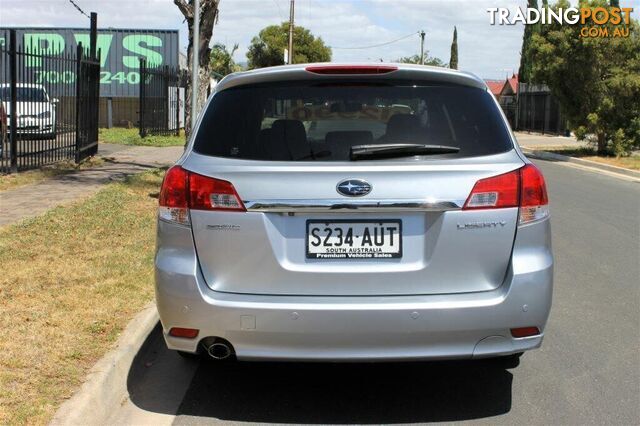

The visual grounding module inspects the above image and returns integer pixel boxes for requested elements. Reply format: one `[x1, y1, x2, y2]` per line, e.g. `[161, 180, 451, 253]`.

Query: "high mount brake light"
[158, 166, 245, 225]
[463, 164, 549, 225]
[305, 65, 398, 75]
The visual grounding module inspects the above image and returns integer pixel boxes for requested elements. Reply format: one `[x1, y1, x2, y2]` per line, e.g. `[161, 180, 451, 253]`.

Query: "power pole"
[287, 0, 295, 64]
[191, 0, 200, 131]
[419, 30, 425, 65]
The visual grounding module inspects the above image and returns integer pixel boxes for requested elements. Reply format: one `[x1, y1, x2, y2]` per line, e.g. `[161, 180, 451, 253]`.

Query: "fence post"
[9, 30, 18, 172]
[176, 70, 181, 136]
[164, 65, 170, 133]
[139, 58, 146, 138]
[75, 43, 83, 163]
[91, 48, 100, 156]
[89, 13, 97, 61]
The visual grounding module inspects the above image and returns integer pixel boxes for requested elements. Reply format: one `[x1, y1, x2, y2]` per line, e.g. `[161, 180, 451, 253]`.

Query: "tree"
[210, 43, 240, 78]
[396, 53, 445, 67]
[174, 0, 220, 138]
[449, 26, 458, 69]
[247, 23, 331, 69]
[610, 0, 619, 7]
[518, 0, 539, 83]
[530, 0, 640, 155]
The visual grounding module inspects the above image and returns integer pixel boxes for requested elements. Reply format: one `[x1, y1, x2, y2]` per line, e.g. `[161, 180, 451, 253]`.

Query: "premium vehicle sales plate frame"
[306, 219, 403, 259]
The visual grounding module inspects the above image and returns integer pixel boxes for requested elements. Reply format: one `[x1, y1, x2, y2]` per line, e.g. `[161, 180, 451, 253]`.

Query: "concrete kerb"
[521, 148, 640, 180]
[50, 304, 159, 426]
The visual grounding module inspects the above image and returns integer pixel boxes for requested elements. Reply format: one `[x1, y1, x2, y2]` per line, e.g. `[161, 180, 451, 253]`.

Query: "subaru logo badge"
[336, 179, 372, 197]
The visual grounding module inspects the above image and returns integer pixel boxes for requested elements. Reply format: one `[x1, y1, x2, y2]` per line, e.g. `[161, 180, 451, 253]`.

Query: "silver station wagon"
[155, 63, 553, 363]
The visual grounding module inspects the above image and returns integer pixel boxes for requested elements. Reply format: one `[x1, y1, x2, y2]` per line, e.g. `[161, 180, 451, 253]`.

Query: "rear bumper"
[155, 219, 553, 361]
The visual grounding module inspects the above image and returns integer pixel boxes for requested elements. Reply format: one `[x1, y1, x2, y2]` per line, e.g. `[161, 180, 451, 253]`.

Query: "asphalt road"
[110, 158, 640, 425]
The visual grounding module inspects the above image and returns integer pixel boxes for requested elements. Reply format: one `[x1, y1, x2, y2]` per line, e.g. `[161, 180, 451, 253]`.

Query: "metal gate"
[516, 84, 568, 135]
[139, 59, 185, 137]
[0, 29, 100, 174]
[75, 46, 100, 162]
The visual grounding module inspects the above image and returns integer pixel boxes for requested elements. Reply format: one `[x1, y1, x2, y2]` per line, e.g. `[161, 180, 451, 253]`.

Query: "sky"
[0, 0, 636, 79]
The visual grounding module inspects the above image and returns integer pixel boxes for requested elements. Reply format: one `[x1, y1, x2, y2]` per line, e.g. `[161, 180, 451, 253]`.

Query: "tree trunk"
[174, 0, 220, 139]
[596, 132, 608, 155]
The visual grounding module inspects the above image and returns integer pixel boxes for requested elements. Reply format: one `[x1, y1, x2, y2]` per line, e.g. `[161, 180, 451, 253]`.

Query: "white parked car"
[0, 83, 58, 139]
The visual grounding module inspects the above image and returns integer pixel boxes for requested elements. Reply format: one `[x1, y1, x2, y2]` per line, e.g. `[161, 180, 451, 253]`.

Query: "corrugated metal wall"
[0, 28, 179, 98]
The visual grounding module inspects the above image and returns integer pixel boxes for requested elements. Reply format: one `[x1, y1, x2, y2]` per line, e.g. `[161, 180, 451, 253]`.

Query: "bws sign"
[0, 28, 179, 97]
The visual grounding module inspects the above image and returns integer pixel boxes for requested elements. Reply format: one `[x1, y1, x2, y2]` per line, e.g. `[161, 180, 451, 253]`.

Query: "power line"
[329, 32, 419, 50]
[271, 0, 284, 21]
[67, 0, 90, 18]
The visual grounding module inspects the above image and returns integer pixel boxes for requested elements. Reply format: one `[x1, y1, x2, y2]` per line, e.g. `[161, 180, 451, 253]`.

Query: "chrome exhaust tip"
[207, 342, 232, 360]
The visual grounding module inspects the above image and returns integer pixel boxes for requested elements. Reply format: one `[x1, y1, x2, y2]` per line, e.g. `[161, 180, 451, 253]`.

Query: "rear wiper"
[350, 143, 460, 160]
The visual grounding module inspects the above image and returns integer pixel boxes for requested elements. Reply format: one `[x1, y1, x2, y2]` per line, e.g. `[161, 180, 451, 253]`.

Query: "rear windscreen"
[193, 82, 513, 161]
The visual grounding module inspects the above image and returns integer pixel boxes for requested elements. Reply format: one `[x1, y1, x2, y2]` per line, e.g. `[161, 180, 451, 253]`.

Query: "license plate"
[306, 220, 402, 259]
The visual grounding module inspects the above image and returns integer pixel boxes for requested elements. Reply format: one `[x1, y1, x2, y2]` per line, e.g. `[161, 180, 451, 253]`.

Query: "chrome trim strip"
[243, 198, 464, 212]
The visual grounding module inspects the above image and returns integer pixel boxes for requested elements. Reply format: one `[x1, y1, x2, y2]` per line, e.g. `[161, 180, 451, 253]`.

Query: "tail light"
[159, 166, 189, 224]
[519, 164, 549, 224]
[159, 166, 245, 225]
[463, 164, 549, 225]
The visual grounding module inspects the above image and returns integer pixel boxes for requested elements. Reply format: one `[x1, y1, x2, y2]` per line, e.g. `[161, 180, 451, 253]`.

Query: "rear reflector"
[305, 65, 398, 75]
[463, 163, 549, 225]
[169, 327, 199, 339]
[510, 326, 540, 338]
[159, 166, 245, 225]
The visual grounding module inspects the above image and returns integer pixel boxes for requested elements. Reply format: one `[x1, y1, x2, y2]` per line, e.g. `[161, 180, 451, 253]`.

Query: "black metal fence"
[139, 60, 185, 137]
[516, 83, 568, 135]
[0, 29, 100, 174]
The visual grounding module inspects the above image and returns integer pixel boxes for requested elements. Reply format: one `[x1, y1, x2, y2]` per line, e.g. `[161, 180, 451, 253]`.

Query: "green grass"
[0, 169, 164, 425]
[99, 127, 186, 147]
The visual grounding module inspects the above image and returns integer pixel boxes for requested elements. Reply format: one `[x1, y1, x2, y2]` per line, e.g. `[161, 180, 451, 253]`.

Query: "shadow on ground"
[129, 325, 515, 424]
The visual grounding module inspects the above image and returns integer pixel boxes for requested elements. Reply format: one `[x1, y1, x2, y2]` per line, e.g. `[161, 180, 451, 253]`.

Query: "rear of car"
[155, 64, 552, 361]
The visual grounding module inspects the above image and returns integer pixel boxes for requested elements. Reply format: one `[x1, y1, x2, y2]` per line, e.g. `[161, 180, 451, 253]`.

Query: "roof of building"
[484, 80, 504, 96]
[504, 73, 519, 95]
